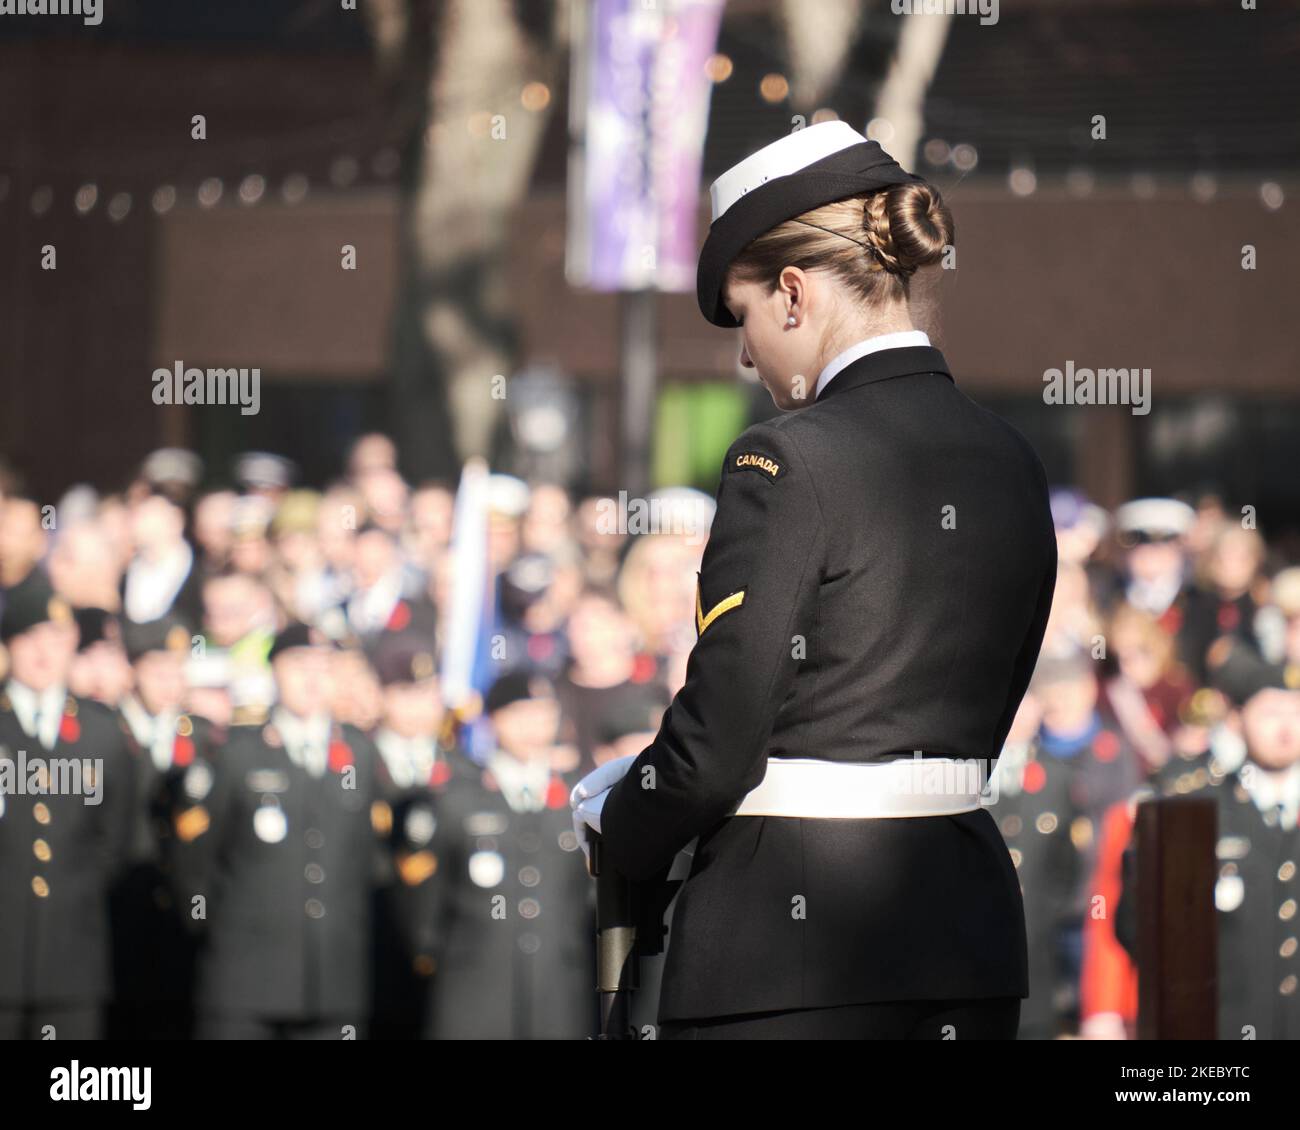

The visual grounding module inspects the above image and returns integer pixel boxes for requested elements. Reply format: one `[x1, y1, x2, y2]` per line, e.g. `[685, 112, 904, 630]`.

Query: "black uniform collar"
[813, 345, 952, 403]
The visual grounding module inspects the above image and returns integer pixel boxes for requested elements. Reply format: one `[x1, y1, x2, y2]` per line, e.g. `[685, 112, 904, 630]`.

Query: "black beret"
[1207, 637, 1295, 707]
[122, 615, 191, 663]
[372, 630, 438, 687]
[484, 667, 555, 715]
[267, 621, 331, 663]
[696, 120, 922, 328]
[0, 572, 70, 643]
[73, 607, 121, 654]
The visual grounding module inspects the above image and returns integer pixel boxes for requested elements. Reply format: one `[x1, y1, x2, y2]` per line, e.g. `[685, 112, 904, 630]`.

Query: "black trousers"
[658, 996, 1021, 1040]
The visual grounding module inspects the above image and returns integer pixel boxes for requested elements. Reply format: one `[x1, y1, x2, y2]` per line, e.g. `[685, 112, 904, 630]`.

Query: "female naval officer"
[570, 120, 1058, 1039]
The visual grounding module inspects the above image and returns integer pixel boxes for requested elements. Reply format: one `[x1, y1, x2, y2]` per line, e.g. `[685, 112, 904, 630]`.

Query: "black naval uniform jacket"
[599, 345, 1058, 1022]
[170, 718, 382, 1026]
[0, 692, 137, 1009]
[428, 750, 596, 1040]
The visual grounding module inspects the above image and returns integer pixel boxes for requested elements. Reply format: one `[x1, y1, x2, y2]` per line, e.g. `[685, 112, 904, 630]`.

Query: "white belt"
[731, 756, 990, 819]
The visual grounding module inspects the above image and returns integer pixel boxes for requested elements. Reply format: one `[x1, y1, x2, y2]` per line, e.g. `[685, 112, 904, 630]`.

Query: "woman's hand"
[569, 753, 640, 859]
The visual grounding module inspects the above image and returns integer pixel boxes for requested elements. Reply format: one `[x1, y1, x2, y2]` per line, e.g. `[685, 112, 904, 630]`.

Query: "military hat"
[267, 621, 331, 663]
[73, 606, 121, 654]
[122, 614, 192, 663]
[372, 631, 438, 686]
[696, 119, 924, 328]
[0, 572, 70, 643]
[1207, 636, 1295, 707]
[1114, 497, 1195, 545]
[484, 667, 555, 715]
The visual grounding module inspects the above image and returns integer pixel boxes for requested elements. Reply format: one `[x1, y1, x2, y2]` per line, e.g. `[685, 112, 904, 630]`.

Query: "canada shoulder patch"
[728, 450, 786, 481]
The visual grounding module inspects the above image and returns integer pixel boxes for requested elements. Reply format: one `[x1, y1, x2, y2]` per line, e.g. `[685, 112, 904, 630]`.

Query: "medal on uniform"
[468, 850, 505, 888]
[253, 801, 288, 844]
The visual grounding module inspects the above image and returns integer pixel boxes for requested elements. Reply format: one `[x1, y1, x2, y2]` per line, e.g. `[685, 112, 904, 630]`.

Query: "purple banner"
[569, 0, 726, 293]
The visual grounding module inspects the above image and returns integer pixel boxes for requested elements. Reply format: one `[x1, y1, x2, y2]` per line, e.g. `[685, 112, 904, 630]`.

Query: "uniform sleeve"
[989, 509, 1058, 758]
[600, 422, 826, 881]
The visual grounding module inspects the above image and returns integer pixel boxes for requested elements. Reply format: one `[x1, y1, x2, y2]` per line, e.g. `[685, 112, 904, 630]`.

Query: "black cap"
[484, 668, 555, 715]
[122, 615, 191, 663]
[0, 572, 70, 643]
[73, 607, 121, 654]
[267, 621, 331, 663]
[1207, 636, 1295, 707]
[372, 631, 438, 686]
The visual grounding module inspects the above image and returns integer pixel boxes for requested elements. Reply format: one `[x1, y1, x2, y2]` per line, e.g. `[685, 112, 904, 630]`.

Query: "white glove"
[570, 753, 639, 860]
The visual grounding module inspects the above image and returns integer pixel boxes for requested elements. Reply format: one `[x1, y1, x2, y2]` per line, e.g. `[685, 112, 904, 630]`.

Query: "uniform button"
[1281, 937, 1297, 959]
[1282, 974, 1298, 996]
[557, 830, 579, 852]
[519, 833, 541, 854]
[413, 955, 436, 977]
[1035, 812, 1058, 835]
[32, 839, 51, 862]
[33, 803, 50, 825]
[305, 898, 326, 919]
[305, 828, 325, 850]
[1280, 899, 1297, 921]
[1009, 848, 1023, 869]
[518, 897, 540, 919]
[31, 876, 49, 898]
[519, 866, 541, 887]
[305, 863, 325, 884]
[1281, 861, 1296, 883]
[518, 933, 541, 954]
[1000, 815, 1022, 838]
[1070, 816, 1093, 850]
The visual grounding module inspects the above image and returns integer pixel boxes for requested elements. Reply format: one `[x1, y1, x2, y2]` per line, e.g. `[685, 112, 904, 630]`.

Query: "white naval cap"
[1114, 497, 1196, 540]
[696, 119, 923, 328]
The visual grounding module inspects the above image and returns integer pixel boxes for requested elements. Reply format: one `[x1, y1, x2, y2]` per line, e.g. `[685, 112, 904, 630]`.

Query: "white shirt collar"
[120, 694, 180, 772]
[375, 728, 437, 789]
[6, 679, 67, 750]
[486, 749, 552, 813]
[814, 330, 931, 400]
[271, 707, 331, 777]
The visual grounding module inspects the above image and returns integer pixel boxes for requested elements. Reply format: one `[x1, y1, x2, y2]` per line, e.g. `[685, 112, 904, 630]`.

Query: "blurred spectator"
[123, 490, 202, 627]
[0, 496, 49, 592]
[1180, 523, 1267, 683]
[556, 587, 667, 775]
[48, 523, 122, 612]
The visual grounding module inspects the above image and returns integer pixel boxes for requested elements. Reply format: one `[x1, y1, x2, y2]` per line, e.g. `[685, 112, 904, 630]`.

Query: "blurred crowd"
[992, 490, 1300, 1039]
[0, 433, 1298, 1039]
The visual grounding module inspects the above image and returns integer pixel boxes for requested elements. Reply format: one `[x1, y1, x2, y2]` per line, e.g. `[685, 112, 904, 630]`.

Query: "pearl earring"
[787, 314, 797, 326]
